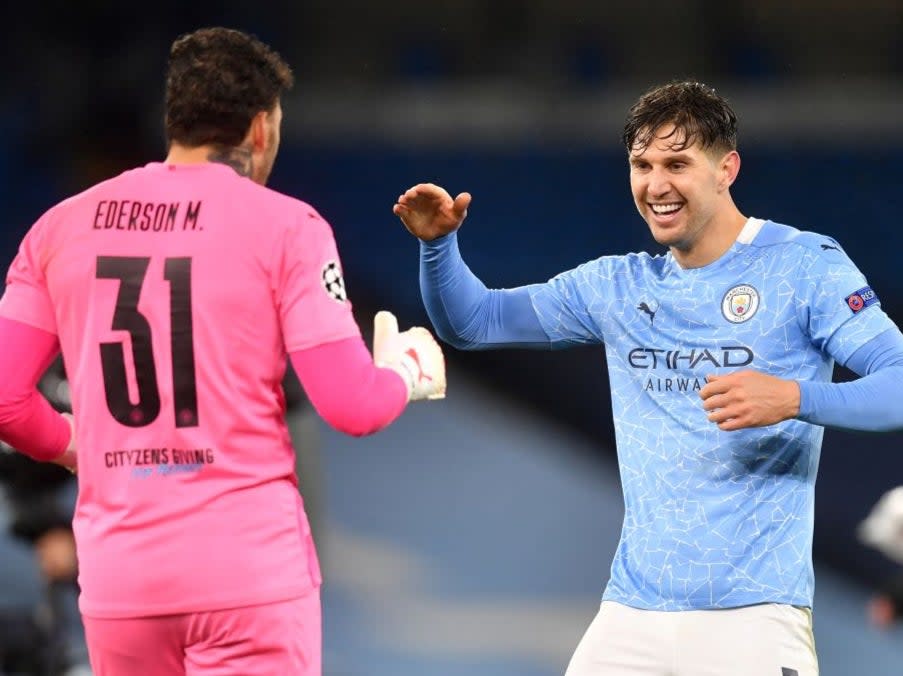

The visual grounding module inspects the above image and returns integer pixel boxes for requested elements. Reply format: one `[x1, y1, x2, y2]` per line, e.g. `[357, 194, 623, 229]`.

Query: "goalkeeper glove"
[373, 311, 446, 401]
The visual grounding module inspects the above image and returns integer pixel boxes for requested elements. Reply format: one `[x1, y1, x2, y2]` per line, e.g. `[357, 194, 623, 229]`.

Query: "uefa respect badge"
[845, 286, 878, 314]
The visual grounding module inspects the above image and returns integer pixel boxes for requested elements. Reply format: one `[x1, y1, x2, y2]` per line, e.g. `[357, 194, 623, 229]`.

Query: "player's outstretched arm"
[392, 183, 551, 351]
[393, 183, 471, 241]
[290, 313, 446, 437]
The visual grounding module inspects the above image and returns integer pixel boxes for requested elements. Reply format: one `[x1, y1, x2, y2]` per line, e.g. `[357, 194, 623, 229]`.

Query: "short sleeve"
[799, 247, 897, 366]
[529, 259, 607, 346]
[276, 208, 361, 352]
[0, 214, 57, 334]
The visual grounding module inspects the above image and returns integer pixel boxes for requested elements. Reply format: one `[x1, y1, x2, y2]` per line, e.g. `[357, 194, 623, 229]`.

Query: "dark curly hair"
[165, 27, 294, 148]
[621, 80, 738, 155]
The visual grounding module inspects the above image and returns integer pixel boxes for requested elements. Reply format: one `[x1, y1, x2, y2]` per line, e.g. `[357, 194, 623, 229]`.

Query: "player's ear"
[718, 150, 741, 191]
[248, 110, 269, 152]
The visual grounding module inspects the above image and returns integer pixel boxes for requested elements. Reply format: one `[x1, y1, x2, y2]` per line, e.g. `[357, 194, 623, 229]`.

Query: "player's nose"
[646, 168, 673, 197]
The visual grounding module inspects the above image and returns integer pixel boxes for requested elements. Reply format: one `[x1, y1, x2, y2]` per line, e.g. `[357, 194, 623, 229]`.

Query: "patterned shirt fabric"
[529, 218, 897, 610]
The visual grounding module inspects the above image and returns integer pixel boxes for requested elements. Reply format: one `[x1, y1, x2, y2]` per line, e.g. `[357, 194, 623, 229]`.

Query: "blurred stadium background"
[2, 2, 903, 674]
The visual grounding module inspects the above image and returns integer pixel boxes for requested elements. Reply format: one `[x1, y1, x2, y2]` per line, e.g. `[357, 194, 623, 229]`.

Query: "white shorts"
[565, 600, 818, 676]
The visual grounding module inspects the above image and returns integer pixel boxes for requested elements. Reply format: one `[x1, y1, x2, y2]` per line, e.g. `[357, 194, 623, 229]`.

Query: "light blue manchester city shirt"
[529, 218, 896, 610]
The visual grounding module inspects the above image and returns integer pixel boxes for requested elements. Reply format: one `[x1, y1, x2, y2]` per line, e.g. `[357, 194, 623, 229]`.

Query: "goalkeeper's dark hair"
[164, 27, 294, 148]
[622, 80, 738, 155]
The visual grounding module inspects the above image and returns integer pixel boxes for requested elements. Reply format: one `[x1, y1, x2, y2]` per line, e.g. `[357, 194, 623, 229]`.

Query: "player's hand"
[373, 310, 446, 401]
[35, 527, 78, 581]
[393, 183, 471, 241]
[699, 370, 800, 431]
[51, 412, 78, 474]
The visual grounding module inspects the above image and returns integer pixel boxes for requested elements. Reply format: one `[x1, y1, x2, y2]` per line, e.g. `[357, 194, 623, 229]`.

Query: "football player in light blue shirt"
[393, 81, 903, 675]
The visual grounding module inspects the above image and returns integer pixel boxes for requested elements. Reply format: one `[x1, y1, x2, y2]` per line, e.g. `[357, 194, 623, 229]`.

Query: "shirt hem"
[79, 582, 319, 619]
[601, 590, 812, 612]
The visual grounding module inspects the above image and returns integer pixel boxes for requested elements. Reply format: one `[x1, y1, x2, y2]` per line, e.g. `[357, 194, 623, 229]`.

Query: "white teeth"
[651, 203, 682, 214]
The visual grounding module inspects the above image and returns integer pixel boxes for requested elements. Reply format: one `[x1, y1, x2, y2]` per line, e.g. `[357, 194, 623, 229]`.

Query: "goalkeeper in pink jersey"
[0, 27, 446, 676]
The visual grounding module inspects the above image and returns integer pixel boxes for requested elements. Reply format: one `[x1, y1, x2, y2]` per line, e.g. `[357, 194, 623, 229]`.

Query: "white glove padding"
[373, 311, 446, 401]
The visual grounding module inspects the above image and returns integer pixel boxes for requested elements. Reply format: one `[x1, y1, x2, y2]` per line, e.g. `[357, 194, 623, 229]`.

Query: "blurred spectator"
[0, 359, 91, 676]
[0, 504, 51, 676]
[858, 486, 903, 629]
[865, 573, 903, 629]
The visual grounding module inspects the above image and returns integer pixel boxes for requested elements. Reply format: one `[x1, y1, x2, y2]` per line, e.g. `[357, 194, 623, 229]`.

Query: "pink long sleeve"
[0, 317, 71, 460]
[0, 161, 416, 618]
[290, 336, 408, 436]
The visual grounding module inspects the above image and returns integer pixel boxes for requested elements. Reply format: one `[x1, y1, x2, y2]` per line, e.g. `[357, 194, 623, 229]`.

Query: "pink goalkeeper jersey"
[0, 162, 361, 618]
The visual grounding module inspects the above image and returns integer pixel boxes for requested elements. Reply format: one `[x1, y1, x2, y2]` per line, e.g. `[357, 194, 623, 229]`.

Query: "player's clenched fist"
[393, 183, 471, 241]
[699, 370, 800, 431]
[373, 311, 446, 401]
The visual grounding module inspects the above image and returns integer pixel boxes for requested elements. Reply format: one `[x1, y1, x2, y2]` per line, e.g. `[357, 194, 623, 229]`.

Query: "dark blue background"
[5, 139, 897, 585]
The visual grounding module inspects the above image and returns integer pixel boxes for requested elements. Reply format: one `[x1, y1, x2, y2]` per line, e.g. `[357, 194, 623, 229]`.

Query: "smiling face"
[629, 123, 743, 268]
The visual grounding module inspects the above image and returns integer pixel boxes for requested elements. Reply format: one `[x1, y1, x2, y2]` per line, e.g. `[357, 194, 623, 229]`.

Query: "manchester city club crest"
[721, 284, 760, 323]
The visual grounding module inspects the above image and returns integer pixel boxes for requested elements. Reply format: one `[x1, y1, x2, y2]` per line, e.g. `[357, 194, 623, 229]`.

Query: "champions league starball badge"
[721, 284, 760, 323]
[321, 260, 348, 303]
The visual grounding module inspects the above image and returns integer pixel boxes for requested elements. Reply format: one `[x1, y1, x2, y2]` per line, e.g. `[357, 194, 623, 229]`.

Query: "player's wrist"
[788, 380, 801, 419]
[53, 413, 78, 474]
[790, 379, 807, 420]
[418, 230, 457, 247]
[378, 360, 415, 400]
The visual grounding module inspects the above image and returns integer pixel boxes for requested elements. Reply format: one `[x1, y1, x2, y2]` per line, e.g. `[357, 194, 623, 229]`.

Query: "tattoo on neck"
[207, 147, 252, 177]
